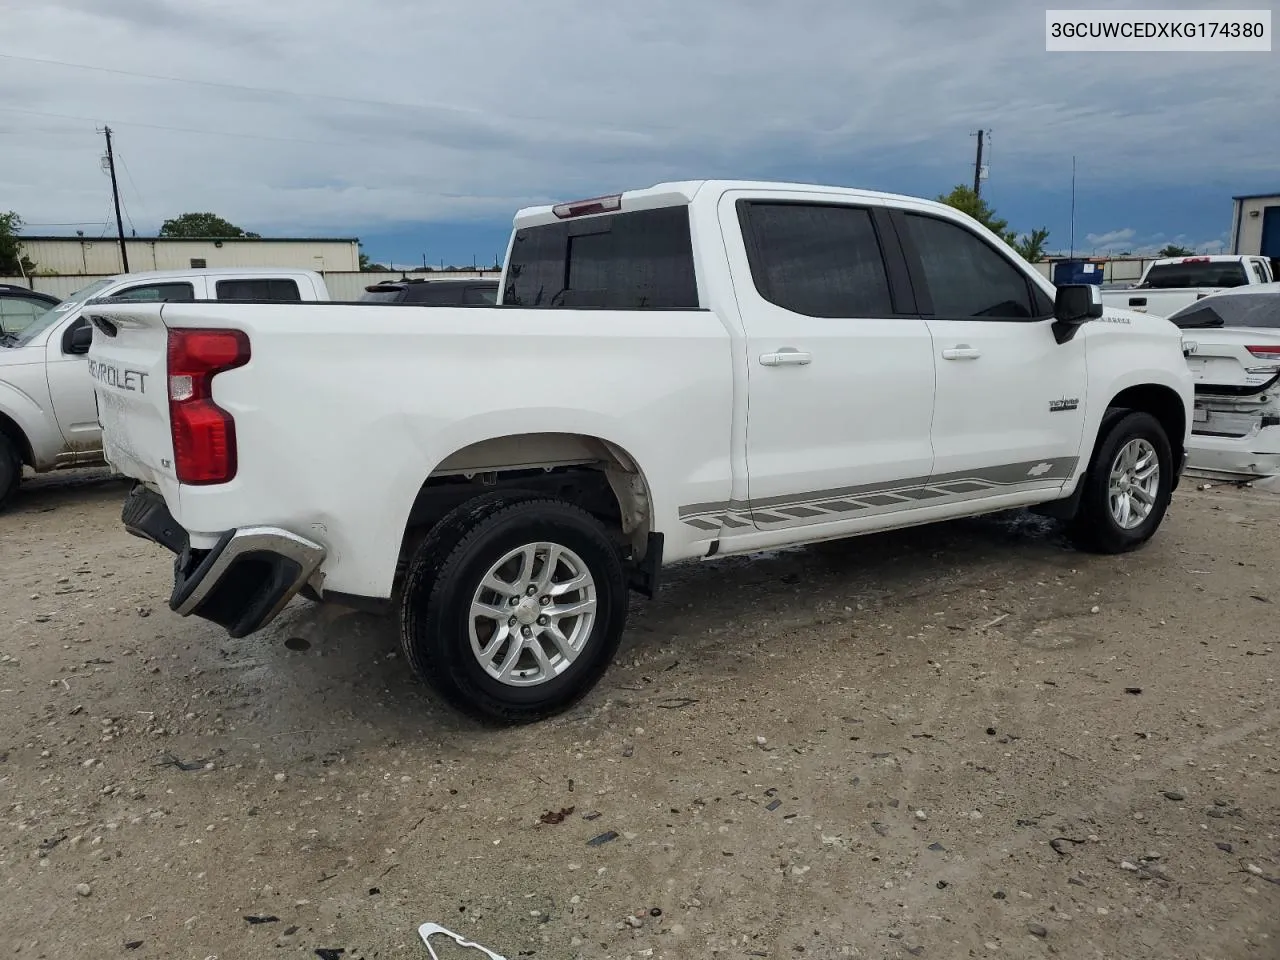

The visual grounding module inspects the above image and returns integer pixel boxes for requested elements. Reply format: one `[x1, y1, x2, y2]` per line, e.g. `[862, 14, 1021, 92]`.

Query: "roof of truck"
[88, 267, 326, 283]
[513, 180, 956, 228]
[1149, 255, 1262, 266]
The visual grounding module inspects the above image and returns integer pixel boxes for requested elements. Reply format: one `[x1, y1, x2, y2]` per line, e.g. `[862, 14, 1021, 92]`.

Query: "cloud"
[1086, 228, 1138, 248]
[1076, 226, 1231, 255]
[1, 0, 1276, 239]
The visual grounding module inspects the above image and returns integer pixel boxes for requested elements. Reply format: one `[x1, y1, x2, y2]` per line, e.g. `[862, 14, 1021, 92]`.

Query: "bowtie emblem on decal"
[1027, 462, 1053, 477]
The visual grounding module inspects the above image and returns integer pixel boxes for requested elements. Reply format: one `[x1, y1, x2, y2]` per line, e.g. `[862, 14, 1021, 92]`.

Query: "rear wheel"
[399, 492, 629, 724]
[1070, 410, 1173, 553]
[0, 433, 21, 511]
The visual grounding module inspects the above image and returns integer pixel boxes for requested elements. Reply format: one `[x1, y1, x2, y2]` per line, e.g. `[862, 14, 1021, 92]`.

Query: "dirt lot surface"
[2, 470, 1278, 960]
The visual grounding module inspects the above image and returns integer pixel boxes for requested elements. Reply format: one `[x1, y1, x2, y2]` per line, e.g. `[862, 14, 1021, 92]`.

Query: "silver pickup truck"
[0, 267, 330, 508]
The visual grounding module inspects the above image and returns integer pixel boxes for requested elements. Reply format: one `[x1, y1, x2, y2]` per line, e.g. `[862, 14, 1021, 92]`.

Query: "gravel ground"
[2, 469, 1278, 960]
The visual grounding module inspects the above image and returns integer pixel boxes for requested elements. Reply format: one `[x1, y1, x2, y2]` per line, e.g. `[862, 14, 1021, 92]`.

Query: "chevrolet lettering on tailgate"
[88, 358, 148, 394]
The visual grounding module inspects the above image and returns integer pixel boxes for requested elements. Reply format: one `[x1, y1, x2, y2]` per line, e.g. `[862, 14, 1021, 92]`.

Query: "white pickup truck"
[87, 180, 1193, 723]
[1101, 254, 1276, 318]
[0, 268, 330, 508]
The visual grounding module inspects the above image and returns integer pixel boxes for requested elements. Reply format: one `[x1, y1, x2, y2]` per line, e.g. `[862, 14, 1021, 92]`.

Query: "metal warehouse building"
[17, 235, 360, 275]
[1230, 192, 1280, 261]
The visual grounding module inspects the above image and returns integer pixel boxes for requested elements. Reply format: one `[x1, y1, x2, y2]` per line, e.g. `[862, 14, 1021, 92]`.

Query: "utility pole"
[101, 126, 129, 272]
[1069, 155, 1077, 259]
[972, 129, 986, 198]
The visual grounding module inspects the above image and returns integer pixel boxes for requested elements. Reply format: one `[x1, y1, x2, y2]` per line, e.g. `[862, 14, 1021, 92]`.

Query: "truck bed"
[85, 298, 735, 597]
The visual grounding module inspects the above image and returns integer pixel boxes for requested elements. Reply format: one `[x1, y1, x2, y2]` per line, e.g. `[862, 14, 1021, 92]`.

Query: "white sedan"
[1174, 285, 1280, 480]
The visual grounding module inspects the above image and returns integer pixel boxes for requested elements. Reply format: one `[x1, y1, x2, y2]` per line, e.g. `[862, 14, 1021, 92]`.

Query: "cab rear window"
[1143, 262, 1248, 289]
[502, 205, 699, 310]
[215, 278, 302, 301]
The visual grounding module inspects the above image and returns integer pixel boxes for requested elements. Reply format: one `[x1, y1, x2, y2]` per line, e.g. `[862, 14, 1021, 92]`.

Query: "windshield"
[1141, 261, 1249, 289]
[10, 278, 115, 346]
[0, 295, 56, 341]
[1168, 291, 1280, 329]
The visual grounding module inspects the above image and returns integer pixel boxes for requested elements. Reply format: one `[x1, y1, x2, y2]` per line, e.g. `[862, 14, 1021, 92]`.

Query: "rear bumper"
[1187, 426, 1280, 480]
[121, 484, 325, 638]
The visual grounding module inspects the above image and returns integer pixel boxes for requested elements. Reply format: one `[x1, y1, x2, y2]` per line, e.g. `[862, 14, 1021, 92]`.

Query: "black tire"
[1069, 410, 1173, 554]
[0, 433, 20, 511]
[399, 491, 629, 724]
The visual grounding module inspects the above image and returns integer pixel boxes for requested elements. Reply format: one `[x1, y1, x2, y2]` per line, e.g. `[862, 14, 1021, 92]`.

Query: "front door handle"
[759, 348, 812, 367]
[941, 345, 981, 361]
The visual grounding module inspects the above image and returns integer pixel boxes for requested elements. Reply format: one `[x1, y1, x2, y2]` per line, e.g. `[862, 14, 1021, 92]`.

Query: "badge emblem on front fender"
[1048, 397, 1079, 413]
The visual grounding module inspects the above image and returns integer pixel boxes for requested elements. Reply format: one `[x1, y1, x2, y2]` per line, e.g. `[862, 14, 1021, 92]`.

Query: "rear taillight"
[1246, 345, 1280, 360]
[167, 328, 250, 485]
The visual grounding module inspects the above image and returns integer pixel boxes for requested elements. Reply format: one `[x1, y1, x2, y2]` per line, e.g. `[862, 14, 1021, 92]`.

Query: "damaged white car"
[1174, 286, 1280, 480]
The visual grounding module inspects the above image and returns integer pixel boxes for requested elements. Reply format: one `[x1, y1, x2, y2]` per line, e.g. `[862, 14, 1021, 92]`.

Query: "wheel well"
[1107, 385, 1186, 463]
[396, 432, 654, 579]
[0, 412, 33, 467]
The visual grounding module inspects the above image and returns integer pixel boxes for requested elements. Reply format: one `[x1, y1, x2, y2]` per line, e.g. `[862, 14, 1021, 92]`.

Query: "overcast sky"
[2, 0, 1276, 265]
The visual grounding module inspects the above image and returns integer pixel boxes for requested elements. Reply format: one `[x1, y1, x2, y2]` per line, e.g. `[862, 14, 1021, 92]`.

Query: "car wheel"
[399, 492, 629, 724]
[0, 433, 21, 510]
[1070, 410, 1173, 554]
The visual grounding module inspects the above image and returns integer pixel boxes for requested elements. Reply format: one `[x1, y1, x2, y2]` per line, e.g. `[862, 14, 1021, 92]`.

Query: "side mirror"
[64, 321, 93, 355]
[1054, 284, 1104, 324]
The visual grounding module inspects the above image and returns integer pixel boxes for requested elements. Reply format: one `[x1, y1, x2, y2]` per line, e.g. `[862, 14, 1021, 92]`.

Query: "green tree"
[0, 211, 37, 275]
[1157, 244, 1194, 257]
[1011, 227, 1051, 262]
[938, 185, 1051, 262]
[936, 185, 1015, 244]
[158, 212, 260, 239]
[358, 251, 390, 272]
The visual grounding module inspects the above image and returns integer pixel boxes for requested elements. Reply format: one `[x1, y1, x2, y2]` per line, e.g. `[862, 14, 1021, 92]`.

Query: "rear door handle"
[759, 348, 812, 367]
[941, 345, 981, 361]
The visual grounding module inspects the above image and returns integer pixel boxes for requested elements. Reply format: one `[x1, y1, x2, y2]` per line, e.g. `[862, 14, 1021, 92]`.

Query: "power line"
[0, 50, 671, 135]
[119, 191, 138, 237]
[115, 148, 149, 229]
[0, 51, 495, 120]
[0, 105, 357, 147]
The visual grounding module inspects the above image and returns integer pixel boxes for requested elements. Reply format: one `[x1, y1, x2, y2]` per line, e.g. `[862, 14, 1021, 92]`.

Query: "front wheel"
[1070, 410, 1173, 554]
[399, 493, 629, 724]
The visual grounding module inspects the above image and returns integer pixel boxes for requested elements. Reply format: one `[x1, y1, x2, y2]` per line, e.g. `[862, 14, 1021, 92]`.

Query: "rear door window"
[736, 201, 895, 318]
[503, 205, 699, 309]
[112, 282, 196, 302]
[214, 278, 302, 301]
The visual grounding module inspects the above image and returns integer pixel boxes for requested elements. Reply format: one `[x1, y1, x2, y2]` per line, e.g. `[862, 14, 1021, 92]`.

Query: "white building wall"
[1231, 195, 1280, 255]
[17, 237, 360, 275]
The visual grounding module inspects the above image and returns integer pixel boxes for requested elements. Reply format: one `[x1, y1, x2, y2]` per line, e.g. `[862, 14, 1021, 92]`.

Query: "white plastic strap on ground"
[418, 922, 507, 960]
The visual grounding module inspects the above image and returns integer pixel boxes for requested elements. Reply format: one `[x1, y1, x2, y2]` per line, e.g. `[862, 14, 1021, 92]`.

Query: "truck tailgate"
[1102, 289, 1210, 318]
[85, 303, 175, 491]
